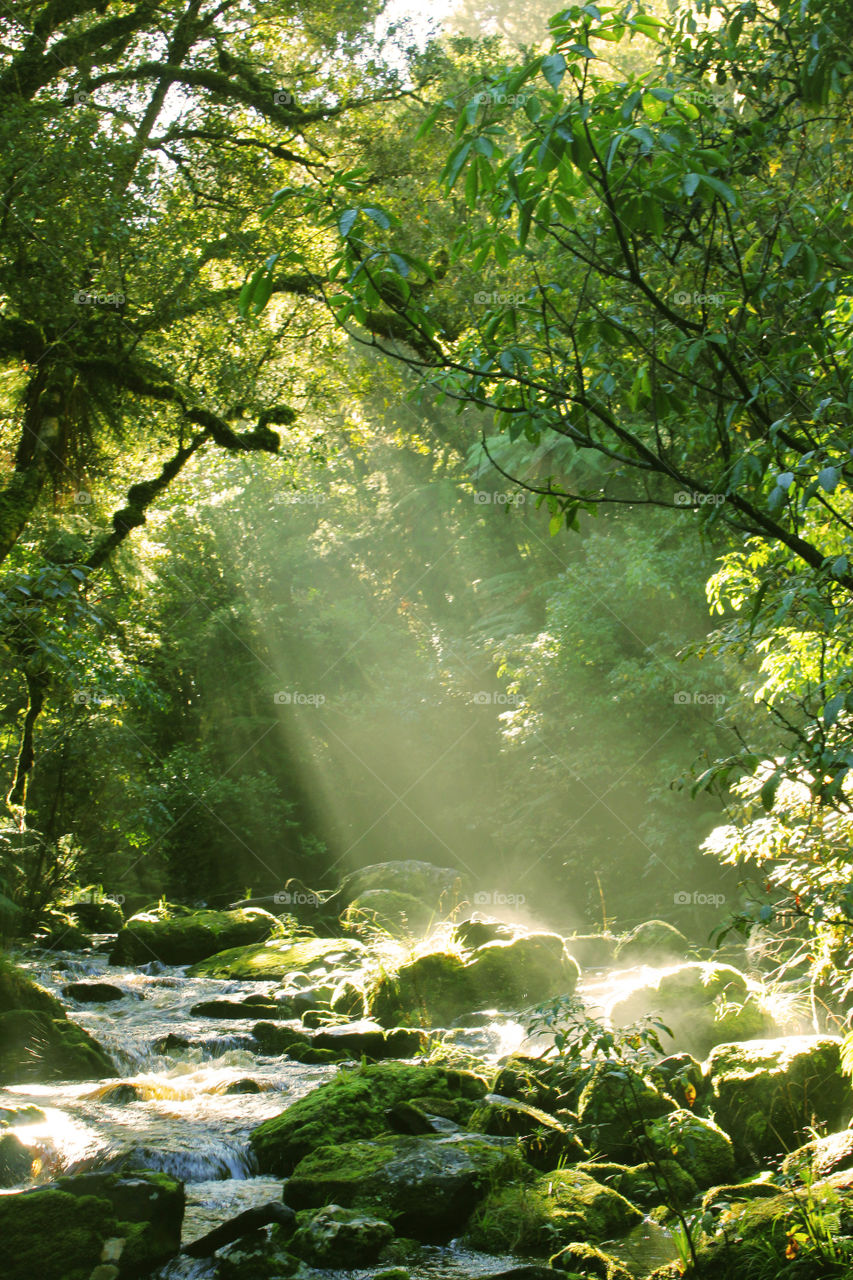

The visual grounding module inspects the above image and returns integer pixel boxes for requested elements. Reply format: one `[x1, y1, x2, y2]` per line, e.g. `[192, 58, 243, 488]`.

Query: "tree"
[0, 0, 422, 813]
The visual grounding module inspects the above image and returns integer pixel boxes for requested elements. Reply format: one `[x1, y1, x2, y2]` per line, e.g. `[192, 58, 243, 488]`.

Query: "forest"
[0, 0, 852, 1277]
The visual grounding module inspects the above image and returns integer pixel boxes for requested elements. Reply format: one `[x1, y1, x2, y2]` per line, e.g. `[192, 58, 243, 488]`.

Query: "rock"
[34, 909, 92, 950]
[289, 1204, 394, 1265]
[92, 1083, 143, 1104]
[614, 920, 689, 965]
[575, 1159, 698, 1208]
[492, 1056, 561, 1112]
[699, 1180, 786, 1212]
[645, 1109, 735, 1188]
[561, 934, 618, 968]
[184, 1201, 295, 1257]
[191, 998, 281, 1019]
[782, 1128, 853, 1180]
[310, 1020, 426, 1060]
[609, 962, 774, 1058]
[387, 1100, 461, 1135]
[0, 1009, 116, 1084]
[250, 1060, 487, 1173]
[343, 890, 437, 937]
[188, 934, 367, 980]
[153, 1033, 191, 1054]
[111, 907, 280, 966]
[706, 1035, 850, 1161]
[577, 1063, 675, 1160]
[62, 899, 124, 932]
[453, 918, 520, 949]
[283, 1131, 516, 1241]
[466, 1168, 643, 1253]
[0, 1169, 184, 1280]
[469, 1093, 586, 1169]
[0, 1132, 34, 1186]
[337, 861, 472, 914]
[61, 981, 127, 1003]
[550, 1242, 634, 1279]
[223, 1078, 263, 1095]
[251, 1023, 313, 1056]
[371, 934, 579, 1027]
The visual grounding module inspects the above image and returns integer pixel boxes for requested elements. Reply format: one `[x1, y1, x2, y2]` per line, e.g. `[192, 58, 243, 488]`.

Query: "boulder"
[283, 1132, 516, 1241]
[191, 998, 281, 1019]
[550, 1242, 634, 1279]
[644, 1109, 735, 1188]
[0, 1008, 115, 1084]
[782, 1128, 853, 1180]
[609, 962, 774, 1058]
[188, 934, 366, 981]
[577, 1063, 675, 1160]
[309, 1020, 426, 1060]
[469, 1093, 586, 1169]
[575, 1159, 698, 1208]
[371, 934, 579, 1027]
[337, 861, 471, 914]
[61, 981, 127, 1003]
[289, 1204, 394, 1265]
[62, 899, 125, 932]
[250, 1060, 487, 1174]
[0, 1132, 34, 1186]
[33, 908, 92, 950]
[111, 907, 279, 966]
[0, 1169, 184, 1280]
[491, 1056, 562, 1112]
[614, 920, 688, 965]
[706, 1035, 850, 1161]
[183, 1202, 295, 1258]
[466, 1168, 643, 1253]
[343, 890, 436, 938]
[453, 918, 520, 949]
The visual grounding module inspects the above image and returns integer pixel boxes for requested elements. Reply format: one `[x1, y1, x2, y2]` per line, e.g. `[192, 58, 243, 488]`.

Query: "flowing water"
[1, 943, 680, 1276]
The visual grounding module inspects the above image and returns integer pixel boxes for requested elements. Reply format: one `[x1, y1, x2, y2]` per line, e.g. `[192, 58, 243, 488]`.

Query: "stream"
[0, 942, 680, 1278]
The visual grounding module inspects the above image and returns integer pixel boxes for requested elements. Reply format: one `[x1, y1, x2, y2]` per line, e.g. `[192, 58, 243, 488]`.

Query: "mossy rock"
[0, 1169, 183, 1280]
[371, 934, 579, 1028]
[575, 1159, 697, 1209]
[577, 1063, 675, 1160]
[469, 1093, 586, 1169]
[337, 861, 471, 914]
[465, 1168, 643, 1253]
[550, 1241, 634, 1280]
[454, 918, 520, 950]
[645, 1109, 735, 1188]
[289, 1204, 394, 1266]
[34, 909, 92, 950]
[610, 962, 774, 1059]
[111, 907, 280, 966]
[0, 1132, 35, 1186]
[62, 981, 126, 1003]
[188, 934, 366, 980]
[283, 1132, 518, 1241]
[614, 920, 689, 965]
[0, 1009, 115, 1084]
[250, 1060, 487, 1173]
[782, 1129, 853, 1180]
[491, 1056, 562, 1112]
[343, 890, 436, 938]
[706, 1035, 850, 1161]
[62, 899, 125, 931]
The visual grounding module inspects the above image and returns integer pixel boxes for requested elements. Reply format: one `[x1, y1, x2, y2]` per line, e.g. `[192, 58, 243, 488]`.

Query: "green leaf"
[338, 208, 358, 238]
[362, 206, 391, 229]
[698, 174, 737, 206]
[818, 465, 839, 493]
[541, 53, 568, 91]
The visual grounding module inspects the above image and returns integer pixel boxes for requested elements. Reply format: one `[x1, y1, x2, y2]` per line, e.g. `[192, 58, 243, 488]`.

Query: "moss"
[465, 1168, 643, 1254]
[575, 1159, 698, 1209]
[707, 1035, 849, 1162]
[250, 1060, 487, 1173]
[289, 1204, 395, 1265]
[284, 1132, 520, 1241]
[0, 1190, 118, 1280]
[343, 890, 436, 937]
[188, 934, 366, 979]
[469, 1093, 586, 1169]
[577, 1062, 674, 1160]
[111, 907, 280, 965]
[645, 1109, 735, 1188]
[614, 920, 688, 965]
[550, 1241, 634, 1280]
[0, 1009, 115, 1084]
